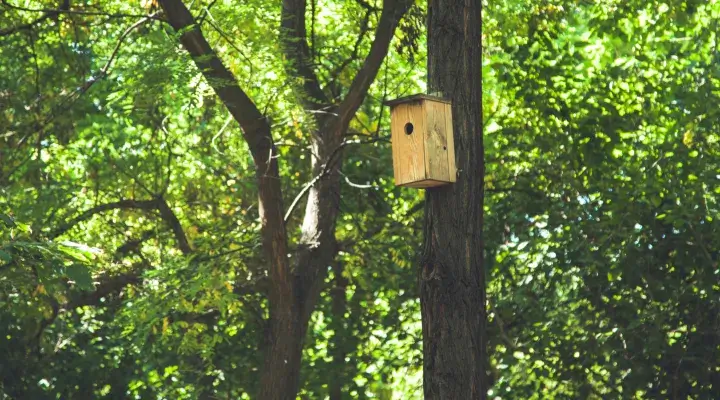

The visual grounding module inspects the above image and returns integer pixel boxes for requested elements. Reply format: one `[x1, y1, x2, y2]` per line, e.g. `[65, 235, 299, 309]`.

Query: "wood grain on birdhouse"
[385, 94, 456, 188]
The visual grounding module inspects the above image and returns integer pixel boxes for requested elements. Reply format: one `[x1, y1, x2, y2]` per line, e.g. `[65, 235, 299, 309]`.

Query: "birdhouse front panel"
[386, 94, 456, 188]
[390, 101, 427, 186]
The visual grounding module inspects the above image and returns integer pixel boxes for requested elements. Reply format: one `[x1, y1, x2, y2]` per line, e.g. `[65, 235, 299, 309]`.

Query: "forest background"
[1, 0, 719, 399]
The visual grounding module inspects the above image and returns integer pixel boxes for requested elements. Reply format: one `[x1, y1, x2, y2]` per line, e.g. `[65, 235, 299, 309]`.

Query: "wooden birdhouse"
[385, 94, 456, 188]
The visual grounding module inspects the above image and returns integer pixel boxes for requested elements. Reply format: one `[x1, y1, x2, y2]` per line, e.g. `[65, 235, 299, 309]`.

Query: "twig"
[343, 175, 374, 189]
[196, 0, 218, 25]
[326, 6, 372, 94]
[1, 0, 165, 21]
[202, 15, 254, 71]
[211, 113, 234, 155]
[283, 140, 349, 222]
[13, 11, 160, 150]
[77, 12, 160, 95]
[283, 136, 387, 222]
[0, 0, 69, 37]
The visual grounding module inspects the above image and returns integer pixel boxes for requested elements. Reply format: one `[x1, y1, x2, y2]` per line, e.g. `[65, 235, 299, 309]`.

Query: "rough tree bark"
[157, 0, 411, 398]
[419, 0, 486, 398]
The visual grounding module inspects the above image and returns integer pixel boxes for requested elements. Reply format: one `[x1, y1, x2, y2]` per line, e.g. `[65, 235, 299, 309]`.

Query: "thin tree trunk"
[329, 261, 349, 400]
[420, 0, 486, 398]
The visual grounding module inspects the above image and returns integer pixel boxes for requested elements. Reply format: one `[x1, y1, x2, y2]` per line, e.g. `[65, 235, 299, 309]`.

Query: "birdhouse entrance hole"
[404, 123, 414, 135]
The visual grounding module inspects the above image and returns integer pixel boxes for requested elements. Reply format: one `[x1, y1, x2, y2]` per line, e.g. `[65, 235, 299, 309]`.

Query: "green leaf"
[0, 213, 15, 228]
[0, 250, 11, 262]
[66, 264, 94, 291]
[58, 241, 102, 262]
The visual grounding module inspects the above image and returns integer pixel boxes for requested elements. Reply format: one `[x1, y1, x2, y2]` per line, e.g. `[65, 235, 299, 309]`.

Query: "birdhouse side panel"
[443, 102, 456, 182]
[391, 103, 427, 185]
[422, 100, 452, 182]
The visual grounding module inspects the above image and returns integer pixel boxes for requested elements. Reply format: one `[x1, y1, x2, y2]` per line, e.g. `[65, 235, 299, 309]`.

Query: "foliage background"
[1, 0, 719, 398]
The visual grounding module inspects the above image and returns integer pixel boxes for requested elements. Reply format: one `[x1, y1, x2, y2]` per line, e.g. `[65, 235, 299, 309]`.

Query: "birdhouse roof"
[384, 93, 451, 108]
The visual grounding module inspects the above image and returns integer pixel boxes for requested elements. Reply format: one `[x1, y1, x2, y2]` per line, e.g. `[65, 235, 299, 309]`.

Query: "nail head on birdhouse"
[384, 94, 457, 188]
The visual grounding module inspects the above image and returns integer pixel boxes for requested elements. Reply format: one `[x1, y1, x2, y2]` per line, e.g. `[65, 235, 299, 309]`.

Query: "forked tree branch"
[158, 0, 293, 295]
[332, 0, 412, 132]
[281, 0, 329, 107]
[283, 139, 350, 222]
[158, 0, 271, 157]
[325, 6, 373, 97]
[50, 197, 192, 255]
[50, 199, 160, 239]
[283, 137, 386, 222]
[66, 270, 143, 310]
[35, 264, 146, 352]
[289, 0, 414, 347]
[156, 1, 417, 398]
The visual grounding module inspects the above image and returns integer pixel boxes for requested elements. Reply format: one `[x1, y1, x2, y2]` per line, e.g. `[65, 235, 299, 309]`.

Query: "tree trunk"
[158, 0, 412, 398]
[329, 261, 350, 400]
[420, 0, 486, 398]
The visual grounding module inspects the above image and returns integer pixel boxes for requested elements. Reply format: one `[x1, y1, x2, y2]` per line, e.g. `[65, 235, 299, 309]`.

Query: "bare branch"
[50, 196, 192, 255]
[114, 229, 155, 258]
[342, 174, 375, 189]
[66, 270, 142, 309]
[283, 138, 358, 222]
[155, 196, 192, 255]
[50, 199, 160, 239]
[1, 0, 165, 22]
